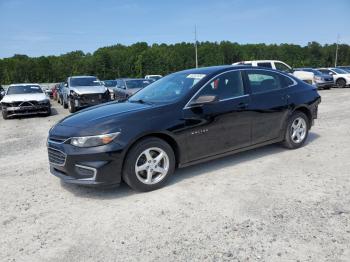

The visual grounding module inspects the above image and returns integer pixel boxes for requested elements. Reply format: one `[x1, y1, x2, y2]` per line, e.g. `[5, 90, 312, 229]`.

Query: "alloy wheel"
[291, 117, 307, 143]
[135, 147, 169, 185]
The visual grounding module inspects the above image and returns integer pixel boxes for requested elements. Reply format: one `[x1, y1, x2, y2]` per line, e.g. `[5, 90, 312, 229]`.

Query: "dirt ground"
[0, 89, 349, 262]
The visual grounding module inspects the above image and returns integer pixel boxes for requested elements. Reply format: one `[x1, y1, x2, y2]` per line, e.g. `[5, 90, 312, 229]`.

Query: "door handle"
[238, 102, 248, 109]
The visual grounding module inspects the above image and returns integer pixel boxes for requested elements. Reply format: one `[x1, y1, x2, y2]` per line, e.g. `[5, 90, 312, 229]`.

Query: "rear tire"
[282, 112, 309, 149]
[336, 78, 346, 88]
[122, 137, 175, 192]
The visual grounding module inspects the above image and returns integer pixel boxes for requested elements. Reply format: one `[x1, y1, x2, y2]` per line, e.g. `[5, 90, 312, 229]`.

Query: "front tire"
[282, 112, 309, 149]
[68, 99, 76, 113]
[122, 137, 176, 192]
[2, 109, 8, 120]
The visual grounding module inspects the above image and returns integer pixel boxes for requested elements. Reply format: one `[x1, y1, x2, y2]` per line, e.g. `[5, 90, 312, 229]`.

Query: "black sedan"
[47, 66, 321, 191]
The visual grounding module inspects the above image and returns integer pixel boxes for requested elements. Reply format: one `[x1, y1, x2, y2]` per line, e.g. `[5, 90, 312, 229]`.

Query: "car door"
[182, 70, 251, 162]
[243, 69, 290, 144]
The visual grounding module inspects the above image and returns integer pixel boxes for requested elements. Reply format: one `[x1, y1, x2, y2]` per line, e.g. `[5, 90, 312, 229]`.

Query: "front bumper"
[72, 94, 110, 108]
[47, 140, 124, 187]
[315, 81, 334, 89]
[3, 104, 51, 117]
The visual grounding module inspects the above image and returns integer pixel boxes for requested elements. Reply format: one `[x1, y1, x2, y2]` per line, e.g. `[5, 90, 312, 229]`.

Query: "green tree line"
[0, 41, 349, 84]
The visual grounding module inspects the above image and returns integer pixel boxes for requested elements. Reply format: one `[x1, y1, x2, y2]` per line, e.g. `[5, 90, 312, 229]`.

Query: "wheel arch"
[292, 105, 312, 127]
[122, 132, 181, 170]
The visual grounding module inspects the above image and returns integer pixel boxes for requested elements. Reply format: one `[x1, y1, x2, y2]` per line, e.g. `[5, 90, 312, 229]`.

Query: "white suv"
[317, 68, 350, 88]
[233, 60, 314, 84]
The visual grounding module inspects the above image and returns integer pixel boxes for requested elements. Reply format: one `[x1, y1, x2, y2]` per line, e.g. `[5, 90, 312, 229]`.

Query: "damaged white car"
[61, 76, 110, 113]
[1, 84, 51, 120]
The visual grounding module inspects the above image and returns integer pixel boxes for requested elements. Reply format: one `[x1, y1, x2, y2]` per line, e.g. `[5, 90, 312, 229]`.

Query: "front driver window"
[193, 71, 245, 101]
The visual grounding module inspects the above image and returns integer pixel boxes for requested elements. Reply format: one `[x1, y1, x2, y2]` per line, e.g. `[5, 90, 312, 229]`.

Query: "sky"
[0, 0, 349, 58]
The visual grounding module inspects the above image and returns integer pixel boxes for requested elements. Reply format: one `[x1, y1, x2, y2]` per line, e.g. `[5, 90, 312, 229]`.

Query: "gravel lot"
[1, 89, 350, 262]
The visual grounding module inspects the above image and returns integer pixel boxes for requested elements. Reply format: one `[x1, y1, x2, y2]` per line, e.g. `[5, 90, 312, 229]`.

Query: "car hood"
[56, 101, 152, 129]
[1, 93, 48, 103]
[71, 85, 107, 95]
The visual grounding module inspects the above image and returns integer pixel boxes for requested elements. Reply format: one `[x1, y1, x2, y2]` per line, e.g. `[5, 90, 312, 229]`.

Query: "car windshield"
[104, 80, 118, 87]
[70, 77, 101, 87]
[129, 72, 206, 104]
[125, 80, 152, 89]
[7, 85, 43, 95]
[332, 68, 348, 74]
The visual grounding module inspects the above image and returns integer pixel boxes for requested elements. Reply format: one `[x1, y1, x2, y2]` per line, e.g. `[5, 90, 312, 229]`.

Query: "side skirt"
[178, 137, 283, 168]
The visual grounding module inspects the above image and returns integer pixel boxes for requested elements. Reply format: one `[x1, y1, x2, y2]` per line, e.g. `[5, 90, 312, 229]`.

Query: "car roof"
[175, 65, 257, 75]
[233, 60, 284, 64]
[69, 76, 97, 78]
[116, 78, 150, 81]
[9, 83, 40, 86]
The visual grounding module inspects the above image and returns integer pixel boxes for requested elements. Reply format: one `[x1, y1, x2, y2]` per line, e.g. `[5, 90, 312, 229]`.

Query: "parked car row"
[233, 60, 350, 89]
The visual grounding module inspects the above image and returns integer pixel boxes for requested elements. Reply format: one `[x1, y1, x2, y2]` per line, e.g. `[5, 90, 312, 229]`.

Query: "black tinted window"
[279, 75, 295, 87]
[194, 71, 245, 100]
[246, 70, 281, 94]
[257, 62, 272, 68]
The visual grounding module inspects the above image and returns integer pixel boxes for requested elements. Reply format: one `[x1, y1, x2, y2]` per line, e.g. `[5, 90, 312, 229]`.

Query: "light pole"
[335, 34, 340, 67]
[194, 25, 198, 68]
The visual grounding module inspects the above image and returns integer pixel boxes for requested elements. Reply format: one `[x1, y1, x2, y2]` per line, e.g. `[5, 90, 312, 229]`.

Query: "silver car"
[1, 83, 51, 119]
[113, 78, 153, 101]
[61, 76, 110, 113]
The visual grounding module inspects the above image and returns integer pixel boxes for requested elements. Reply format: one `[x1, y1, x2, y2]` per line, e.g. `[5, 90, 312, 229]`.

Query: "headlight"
[70, 132, 120, 147]
[70, 90, 79, 97]
[314, 76, 322, 82]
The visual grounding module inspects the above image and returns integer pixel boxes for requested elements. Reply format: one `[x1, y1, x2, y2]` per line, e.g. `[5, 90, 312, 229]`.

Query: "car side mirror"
[0, 91, 4, 96]
[189, 95, 219, 107]
[64, 83, 68, 87]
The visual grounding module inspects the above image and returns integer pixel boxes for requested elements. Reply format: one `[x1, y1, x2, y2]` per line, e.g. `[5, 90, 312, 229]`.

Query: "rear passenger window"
[194, 71, 245, 100]
[246, 70, 281, 94]
[279, 75, 295, 87]
[257, 62, 273, 68]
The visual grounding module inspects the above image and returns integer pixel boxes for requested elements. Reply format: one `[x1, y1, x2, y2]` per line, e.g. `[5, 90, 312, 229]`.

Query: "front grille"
[48, 148, 66, 166]
[5, 101, 39, 107]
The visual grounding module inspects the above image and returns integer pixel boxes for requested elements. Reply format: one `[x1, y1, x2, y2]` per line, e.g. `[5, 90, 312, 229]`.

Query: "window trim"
[184, 69, 247, 109]
[184, 68, 297, 109]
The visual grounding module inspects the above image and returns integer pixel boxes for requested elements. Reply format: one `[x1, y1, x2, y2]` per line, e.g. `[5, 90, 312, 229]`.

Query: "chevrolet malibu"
[47, 66, 321, 191]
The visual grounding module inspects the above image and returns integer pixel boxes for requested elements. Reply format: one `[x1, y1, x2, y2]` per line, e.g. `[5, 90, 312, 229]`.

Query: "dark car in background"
[47, 66, 321, 192]
[113, 78, 152, 101]
[0, 85, 5, 100]
[61, 76, 110, 113]
[56, 82, 65, 105]
[295, 68, 334, 89]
